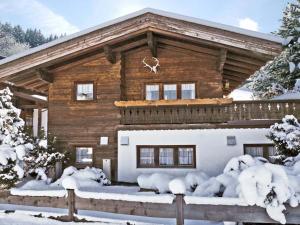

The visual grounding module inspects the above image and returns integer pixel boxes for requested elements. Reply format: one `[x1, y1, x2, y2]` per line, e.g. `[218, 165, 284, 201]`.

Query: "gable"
[0, 8, 282, 95]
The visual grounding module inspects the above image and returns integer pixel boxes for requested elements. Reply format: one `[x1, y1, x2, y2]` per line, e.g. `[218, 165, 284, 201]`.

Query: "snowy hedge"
[137, 153, 300, 224]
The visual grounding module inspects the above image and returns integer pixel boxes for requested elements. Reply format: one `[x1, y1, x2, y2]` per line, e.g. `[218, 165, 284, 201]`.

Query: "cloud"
[238, 17, 259, 31]
[0, 0, 79, 36]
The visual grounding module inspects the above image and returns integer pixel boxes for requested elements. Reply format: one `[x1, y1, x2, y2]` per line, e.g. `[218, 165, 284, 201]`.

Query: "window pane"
[245, 146, 264, 157]
[140, 148, 155, 165]
[179, 147, 193, 165]
[146, 85, 159, 100]
[181, 83, 195, 99]
[159, 148, 174, 165]
[76, 147, 93, 163]
[76, 83, 94, 100]
[164, 84, 177, 100]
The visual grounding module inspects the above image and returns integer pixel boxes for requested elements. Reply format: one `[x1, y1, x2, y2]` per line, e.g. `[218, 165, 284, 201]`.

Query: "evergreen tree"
[24, 128, 66, 181]
[0, 88, 33, 189]
[267, 115, 300, 161]
[249, 0, 300, 99]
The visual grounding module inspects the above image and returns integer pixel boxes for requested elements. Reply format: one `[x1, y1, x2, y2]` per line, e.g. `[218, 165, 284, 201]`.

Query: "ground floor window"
[76, 147, 93, 163]
[244, 144, 275, 161]
[137, 145, 196, 168]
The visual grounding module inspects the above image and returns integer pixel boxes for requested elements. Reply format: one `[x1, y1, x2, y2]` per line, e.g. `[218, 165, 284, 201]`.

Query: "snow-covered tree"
[0, 88, 33, 189]
[0, 26, 29, 57]
[267, 115, 300, 161]
[249, 0, 300, 99]
[24, 129, 66, 181]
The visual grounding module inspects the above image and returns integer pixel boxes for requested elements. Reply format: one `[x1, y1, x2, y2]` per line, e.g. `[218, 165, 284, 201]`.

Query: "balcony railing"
[115, 99, 300, 125]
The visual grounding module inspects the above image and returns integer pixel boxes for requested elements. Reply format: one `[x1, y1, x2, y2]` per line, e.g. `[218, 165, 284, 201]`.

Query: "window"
[244, 144, 275, 162]
[146, 85, 159, 100]
[178, 147, 194, 165]
[163, 84, 177, 100]
[75, 82, 94, 101]
[137, 145, 195, 168]
[139, 147, 155, 166]
[76, 147, 93, 163]
[181, 83, 195, 99]
[159, 148, 174, 166]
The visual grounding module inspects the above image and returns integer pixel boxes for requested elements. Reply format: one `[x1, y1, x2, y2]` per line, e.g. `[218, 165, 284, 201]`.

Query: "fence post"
[67, 189, 75, 221]
[175, 194, 184, 225]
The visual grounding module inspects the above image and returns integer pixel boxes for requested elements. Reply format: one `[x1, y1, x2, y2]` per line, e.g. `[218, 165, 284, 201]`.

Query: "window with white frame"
[76, 147, 93, 163]
[139, 147, 155, 166]
[181, 83, 195, 99]
[164, 84, 177, 100]
[159, 147, 174, 166]
[178, 147, 194, 165]
[146, 85, 159, 100]
[76, 82, 94, 101]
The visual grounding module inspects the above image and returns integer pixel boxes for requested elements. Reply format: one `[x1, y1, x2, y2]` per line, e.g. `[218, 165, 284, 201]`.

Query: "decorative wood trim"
[104, 45, 116, 64]
[147, 31, 157, 57]
[115, 98, 233, 107]
[136, 145, 196, 168]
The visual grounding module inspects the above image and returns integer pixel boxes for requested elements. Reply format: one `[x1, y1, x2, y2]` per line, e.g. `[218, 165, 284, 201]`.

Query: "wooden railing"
[1, 190, 300, 224]
[119, 100, 300, 125]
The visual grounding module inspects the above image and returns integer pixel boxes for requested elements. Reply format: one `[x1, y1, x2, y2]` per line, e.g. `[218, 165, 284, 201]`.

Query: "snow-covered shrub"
[169, 178, 186, 194]
[23, 128, 67, 180]
[52, 166, 110, 189]
[137, 173, 174, 193]
[267, 115, 300, 161]
[184, 171, 209, 191]
[0, 88, 33, 189]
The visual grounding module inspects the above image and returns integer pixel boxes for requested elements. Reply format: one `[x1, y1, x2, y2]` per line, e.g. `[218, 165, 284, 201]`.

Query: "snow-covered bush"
[0, 88, 33, 189]
[23, 128, 67, 180]
[267, 115, 300, 161]
[52, 166, 110, 189]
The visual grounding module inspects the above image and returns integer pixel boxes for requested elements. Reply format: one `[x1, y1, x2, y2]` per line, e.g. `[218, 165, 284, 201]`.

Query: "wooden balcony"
[115, 99, 300, 125]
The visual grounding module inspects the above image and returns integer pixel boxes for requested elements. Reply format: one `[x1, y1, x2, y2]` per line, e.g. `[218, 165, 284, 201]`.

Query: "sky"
[0, 0, 293, 37]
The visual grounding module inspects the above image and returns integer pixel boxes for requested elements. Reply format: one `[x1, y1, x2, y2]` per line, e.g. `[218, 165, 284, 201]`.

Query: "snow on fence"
[1, 190, 300, 225]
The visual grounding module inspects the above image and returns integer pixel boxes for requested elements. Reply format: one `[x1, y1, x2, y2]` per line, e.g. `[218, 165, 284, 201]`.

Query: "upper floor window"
[244, 144, 275, 162]
[146, 85, 159, 100]
[181, 83, 195, 99]
[75, 82, 94, 101]
[76, 147, 93, 163]
[163, 84, 177, 100]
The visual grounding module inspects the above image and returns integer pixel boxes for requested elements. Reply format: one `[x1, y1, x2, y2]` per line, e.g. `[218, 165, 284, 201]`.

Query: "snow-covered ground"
[0, 204, 224, 225]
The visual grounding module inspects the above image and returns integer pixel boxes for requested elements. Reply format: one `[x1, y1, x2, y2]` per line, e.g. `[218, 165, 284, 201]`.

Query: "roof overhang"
[0, 8, 283, 95]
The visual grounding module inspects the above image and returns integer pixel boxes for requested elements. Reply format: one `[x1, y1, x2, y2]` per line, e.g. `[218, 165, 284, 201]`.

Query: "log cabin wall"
[48, 54, 121, 179]
[124, 46, 223, 100]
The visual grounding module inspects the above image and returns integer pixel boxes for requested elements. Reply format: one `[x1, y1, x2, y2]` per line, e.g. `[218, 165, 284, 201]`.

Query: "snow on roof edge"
[0, 8, 282, 67]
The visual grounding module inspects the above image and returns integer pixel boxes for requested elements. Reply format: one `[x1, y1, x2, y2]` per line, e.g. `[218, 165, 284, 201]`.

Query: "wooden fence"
[1, 190, 300, 225]
[120, 100, 300, 125]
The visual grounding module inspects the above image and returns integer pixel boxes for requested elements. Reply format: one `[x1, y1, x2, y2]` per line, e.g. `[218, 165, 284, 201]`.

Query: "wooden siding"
[123, 46, 223, 100]
[48, 54, 121, 179]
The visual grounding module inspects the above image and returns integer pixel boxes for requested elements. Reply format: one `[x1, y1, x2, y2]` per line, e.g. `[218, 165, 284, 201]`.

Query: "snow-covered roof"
[273, 92, 300, 100]
[0, 8, 282, 67]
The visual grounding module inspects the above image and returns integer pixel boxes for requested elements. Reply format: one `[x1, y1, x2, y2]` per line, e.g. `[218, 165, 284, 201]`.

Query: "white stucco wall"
[117, 128, 271, 182]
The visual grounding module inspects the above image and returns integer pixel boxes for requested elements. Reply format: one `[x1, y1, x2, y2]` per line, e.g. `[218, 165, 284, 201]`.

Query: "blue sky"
[0, 0, 292, 37]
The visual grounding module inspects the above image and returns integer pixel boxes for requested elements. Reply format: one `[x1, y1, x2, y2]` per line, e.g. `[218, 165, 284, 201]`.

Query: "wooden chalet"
[0, 8, 298, 181]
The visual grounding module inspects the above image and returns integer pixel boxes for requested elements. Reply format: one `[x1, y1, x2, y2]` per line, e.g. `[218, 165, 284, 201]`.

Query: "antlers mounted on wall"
[142, 57, 160, 74]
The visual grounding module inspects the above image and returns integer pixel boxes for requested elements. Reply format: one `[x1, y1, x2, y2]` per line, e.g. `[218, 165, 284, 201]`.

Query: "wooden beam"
[1, 82, 47, 96]
[157, 37, 218, 56]
[14, 91, 47, 104]
[104, 45, 116, 64]
[226, 59, 261, 70]
[147, 31, 157, 57]
[223, 69, 250, 79]
[226, 53, 265, 66]
[36, 68, 53, 83]
[114, 98, 233, 107]
[216, 49, 227, 73]
[223, 64, 256, 74]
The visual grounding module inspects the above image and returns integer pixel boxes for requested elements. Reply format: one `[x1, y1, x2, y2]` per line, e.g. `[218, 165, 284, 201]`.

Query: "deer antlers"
[142, 57, 160, 74]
